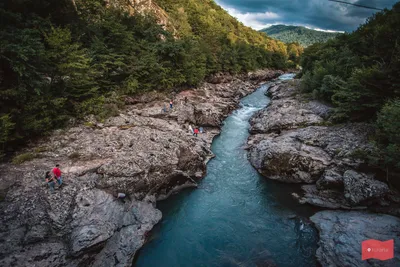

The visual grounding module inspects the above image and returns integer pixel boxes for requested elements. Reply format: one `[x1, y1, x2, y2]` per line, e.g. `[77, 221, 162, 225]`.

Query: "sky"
[215, 0, 398, 32]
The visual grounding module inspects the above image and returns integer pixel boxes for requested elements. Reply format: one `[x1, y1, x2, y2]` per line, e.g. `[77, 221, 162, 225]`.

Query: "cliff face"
[0, 70, 282, 267]
[104, 0, 170, 26]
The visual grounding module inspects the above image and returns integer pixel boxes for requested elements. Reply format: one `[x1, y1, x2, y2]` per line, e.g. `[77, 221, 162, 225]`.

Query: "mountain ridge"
[260, 24, 342, 47]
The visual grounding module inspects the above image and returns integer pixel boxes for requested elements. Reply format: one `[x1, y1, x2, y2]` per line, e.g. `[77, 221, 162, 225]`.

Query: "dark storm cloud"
[216, 0, 398, 31]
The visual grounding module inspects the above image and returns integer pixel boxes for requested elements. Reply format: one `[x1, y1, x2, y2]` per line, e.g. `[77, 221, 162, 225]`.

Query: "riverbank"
[247, 79, 400, 266]
[0, 69, 283, 267]
[135, 74, 320, 267]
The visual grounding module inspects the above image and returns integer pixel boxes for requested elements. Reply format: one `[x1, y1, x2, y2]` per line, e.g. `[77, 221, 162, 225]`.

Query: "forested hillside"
[300, 2, 400, 180]
[0, 0, 301, 158]
[261, 25, 341, 47]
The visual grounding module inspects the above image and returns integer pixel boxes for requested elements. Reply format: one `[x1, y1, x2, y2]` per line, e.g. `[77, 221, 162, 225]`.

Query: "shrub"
[68, 152, 81, 160]
[12, 153, 36, 164]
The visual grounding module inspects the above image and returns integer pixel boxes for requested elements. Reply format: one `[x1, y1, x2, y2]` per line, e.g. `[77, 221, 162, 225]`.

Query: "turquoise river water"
[135, 74, 319, 267]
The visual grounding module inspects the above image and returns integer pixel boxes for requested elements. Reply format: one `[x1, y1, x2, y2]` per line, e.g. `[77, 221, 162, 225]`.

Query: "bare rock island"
[0, 70, 283, 267]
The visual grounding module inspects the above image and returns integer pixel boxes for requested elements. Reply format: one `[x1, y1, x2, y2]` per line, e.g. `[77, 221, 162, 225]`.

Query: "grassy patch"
[68, 152, 81, 160]
[34, 146, 47, 153]
[12, 153, 36, 164]
[118, 124, 135, 130]
[84, 121, 96, 128]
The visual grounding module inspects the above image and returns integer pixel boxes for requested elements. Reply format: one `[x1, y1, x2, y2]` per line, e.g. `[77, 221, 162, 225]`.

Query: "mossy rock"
[118, 124, 135, 130]
[12, 153, 36, 164]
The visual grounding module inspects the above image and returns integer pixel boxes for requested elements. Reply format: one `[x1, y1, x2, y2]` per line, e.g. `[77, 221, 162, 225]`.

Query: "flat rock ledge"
[0, 69, 283, 267]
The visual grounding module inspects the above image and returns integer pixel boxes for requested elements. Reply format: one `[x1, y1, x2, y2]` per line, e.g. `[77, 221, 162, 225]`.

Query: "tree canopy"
[300, 2, 400, 181]
[0, 0, 300, 158]
[260, 25, 342, 47]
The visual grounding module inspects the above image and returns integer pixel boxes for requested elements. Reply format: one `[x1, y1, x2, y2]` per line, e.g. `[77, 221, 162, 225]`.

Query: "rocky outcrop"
[248, 79, 400, 214]
[248, 124, 374, 184]
[104, 0, 170, 27]
[311, 211, 400, 267]
[248, 77, 400, 266]
[250, 81, 332, 134]
[0, 69, 282, 267]
[343, 170, 389, 205]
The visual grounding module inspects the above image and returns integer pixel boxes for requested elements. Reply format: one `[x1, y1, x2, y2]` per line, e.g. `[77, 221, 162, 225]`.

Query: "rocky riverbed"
[0, 69, 283, 267]
[248, 79, 400, 266]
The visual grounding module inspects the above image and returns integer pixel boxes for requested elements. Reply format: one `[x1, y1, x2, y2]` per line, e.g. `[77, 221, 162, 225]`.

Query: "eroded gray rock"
[250, 98, 324, 134]
[298, 185, 357, 209]
[0, 69, 282, 267]
[249, 131, 331, 183]
[316, 168, 344, 191]
[247, 79, 398, 214]
[344, 170, 389, 205]
[311, 211, 400, 267]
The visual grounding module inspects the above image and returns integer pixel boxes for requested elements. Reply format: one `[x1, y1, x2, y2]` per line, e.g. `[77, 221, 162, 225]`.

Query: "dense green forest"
[0, 0, 300, 158]
[260, 25, 342, 47]
[300, 2, 400, 180]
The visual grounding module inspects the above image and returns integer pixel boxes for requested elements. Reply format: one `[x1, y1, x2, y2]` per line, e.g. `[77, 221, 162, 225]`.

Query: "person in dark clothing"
[45, 171, 56, 194]
[170, 100, 173, 109]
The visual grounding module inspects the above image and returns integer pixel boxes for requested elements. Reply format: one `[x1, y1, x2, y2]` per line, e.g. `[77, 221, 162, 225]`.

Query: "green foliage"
[68, 151, 81, 160]
[301, 3, 400, 121]
[0, 0, 296, 157]
[260, 25, 342, 47]
[12, 153, 36, 164]
[375, 100, 400, 169]
[300, 2, 400, 177]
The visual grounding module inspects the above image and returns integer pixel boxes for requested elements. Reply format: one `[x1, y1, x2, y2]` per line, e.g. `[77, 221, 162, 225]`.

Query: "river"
[135, 74, 319, 267]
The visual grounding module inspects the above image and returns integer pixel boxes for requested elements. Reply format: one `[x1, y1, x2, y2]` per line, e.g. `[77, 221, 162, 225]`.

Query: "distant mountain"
[260, 25, 342, 47]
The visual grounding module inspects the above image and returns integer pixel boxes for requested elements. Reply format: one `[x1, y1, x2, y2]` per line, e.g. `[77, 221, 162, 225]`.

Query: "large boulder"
[250, 80, 332, 134]
[316, 168, 344, 191]
[0, 170, 162, 267]
[343, 170, 390, 205]
[250, 98, 324, 134]
[296, 185, 357, 209]
[248, 132, 331, 183]
[311, 211, 400, 267]
[248, 124, 375, 184]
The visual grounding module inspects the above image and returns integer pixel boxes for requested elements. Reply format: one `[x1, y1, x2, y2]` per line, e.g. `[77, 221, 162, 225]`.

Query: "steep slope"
[156, 0, 288, 52]
[0, 0, 300, 157]
[260, 24, 341, 47]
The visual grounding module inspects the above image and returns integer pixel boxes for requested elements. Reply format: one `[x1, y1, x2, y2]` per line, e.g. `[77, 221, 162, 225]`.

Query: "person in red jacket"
[193, 128, 199, 137]
[52, 164, 63, 187]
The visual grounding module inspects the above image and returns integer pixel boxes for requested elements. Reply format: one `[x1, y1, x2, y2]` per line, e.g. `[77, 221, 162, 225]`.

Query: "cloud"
[216, 0, 397, 32]
[225, 7, 280, 30]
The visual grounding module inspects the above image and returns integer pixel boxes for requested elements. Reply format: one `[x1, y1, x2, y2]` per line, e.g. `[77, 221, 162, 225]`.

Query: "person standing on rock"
[170, 99, 173, 109]
[52, 164, 63, 188]
[45, 171, 56, 194]
[194, 128, 199, 137]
